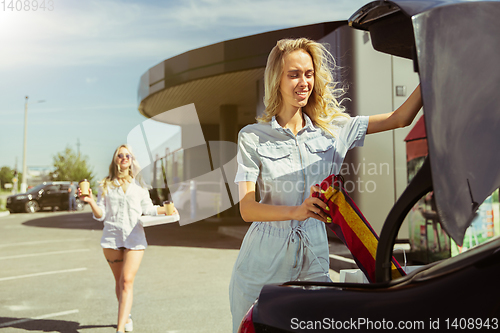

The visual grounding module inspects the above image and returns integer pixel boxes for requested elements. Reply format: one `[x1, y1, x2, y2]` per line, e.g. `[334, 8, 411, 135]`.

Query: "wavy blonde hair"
[257, 38, 350, 135]
[100, 144, 145, 196]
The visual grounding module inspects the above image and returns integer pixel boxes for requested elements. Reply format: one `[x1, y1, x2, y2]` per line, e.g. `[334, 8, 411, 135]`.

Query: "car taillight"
[238, 304, 256, 333]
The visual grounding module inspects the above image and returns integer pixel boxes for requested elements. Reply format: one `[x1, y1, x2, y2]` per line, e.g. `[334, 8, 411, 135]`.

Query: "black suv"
[6, 181, 84, 213]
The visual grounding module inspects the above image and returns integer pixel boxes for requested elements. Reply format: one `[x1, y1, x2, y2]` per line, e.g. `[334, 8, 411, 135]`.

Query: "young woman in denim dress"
[229, 38, 422, 332]
[80, 144, 177, 333]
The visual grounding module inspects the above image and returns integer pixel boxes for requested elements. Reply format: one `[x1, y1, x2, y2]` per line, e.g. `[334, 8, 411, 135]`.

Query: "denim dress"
[229, 113, 369, 332]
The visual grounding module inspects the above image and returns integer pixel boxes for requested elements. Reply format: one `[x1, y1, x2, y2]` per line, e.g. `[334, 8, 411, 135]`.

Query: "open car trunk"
[349, 0, 500, 281]
[246, 1, 500, 331]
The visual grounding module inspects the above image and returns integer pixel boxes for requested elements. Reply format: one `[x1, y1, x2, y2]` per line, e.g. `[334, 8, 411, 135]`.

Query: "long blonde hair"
[258, 38, 350, 135]
[100, 144, 144, 196]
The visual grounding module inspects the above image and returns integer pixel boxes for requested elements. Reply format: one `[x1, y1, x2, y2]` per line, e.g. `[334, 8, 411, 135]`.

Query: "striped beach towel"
[313, 174, 406, 282]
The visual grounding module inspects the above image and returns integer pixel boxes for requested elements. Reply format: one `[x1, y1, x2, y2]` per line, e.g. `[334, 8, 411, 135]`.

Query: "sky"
[0, 0, 372, 181]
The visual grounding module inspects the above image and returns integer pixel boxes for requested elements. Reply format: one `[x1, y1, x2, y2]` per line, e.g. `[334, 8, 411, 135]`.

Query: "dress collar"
[113, 178, 136, 186]
[271, 112, 315, 134]
[302, 112, 315, 131]
[271, 115, 282, 131]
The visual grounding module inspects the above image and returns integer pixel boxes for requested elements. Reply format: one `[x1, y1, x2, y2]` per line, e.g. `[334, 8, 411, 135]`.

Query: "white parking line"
[0, 268, 87, 282]
[0, 249, 90, 260]
[0, 238, 89, 248]
[0, 309, 79, 328]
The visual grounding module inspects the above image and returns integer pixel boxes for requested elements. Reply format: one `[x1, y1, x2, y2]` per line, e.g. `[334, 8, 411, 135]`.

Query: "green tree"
[0, 166, 14, 189]
[0, 166, 22, 190]
[50, 147, 95, 187]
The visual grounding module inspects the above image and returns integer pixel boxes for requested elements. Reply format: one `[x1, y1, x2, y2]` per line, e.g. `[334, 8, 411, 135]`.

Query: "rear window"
[28, 184, 46, 193]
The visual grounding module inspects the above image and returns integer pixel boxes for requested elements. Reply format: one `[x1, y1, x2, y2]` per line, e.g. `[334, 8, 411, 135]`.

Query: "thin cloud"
[0, 0, 370, 69]
[168, 0, 364, 28]
[85, 77, 99, 84]
[0, 104, 137, 116]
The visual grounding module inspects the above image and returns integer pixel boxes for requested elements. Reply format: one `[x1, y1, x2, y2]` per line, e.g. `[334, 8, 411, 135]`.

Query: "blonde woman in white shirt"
[80, 144, 177, 333]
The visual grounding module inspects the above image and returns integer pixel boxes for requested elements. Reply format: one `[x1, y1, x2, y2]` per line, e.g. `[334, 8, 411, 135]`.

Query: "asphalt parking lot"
[0, 207, 244, 333]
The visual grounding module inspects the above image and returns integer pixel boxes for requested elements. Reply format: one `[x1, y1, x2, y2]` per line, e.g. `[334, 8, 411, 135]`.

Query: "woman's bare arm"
[367, 84, 422, 134]
[238, 181, 328, 223]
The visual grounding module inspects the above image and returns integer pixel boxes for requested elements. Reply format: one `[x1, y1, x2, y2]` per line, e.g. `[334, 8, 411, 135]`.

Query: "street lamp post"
[20, 96, 45, 193]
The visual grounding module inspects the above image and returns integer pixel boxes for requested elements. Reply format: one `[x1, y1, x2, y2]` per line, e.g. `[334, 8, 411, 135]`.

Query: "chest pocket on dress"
[304, 136, 334, 180]
[257, 145, 293, 180]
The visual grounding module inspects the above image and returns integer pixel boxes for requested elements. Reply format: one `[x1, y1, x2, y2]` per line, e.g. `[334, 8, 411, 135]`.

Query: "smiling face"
[279, 49, 314, 114]
[115, 146, 132, 172]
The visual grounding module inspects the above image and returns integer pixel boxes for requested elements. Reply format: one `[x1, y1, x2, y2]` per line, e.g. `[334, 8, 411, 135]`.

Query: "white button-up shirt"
[94, 179, 158, 250]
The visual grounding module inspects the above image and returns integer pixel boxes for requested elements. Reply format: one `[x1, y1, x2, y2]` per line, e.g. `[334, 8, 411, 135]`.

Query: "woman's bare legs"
[103, 248, 144, 332]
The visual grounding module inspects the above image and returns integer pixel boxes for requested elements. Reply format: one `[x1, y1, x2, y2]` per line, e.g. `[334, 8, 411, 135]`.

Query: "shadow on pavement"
[22, 212, 102, 230]
[22, 212, 243, 250]
[0, 317, 114, 333]
[144, 221, 243, 250]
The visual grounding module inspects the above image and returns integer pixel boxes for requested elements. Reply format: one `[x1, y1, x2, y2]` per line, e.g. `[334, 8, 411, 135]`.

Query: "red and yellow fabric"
[313, 174, 406, 282]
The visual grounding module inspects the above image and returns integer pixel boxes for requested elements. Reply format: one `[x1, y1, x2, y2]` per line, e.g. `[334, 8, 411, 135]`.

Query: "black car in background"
[239, 1, 500, 332]
[6, 181, 83, 213]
